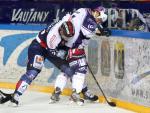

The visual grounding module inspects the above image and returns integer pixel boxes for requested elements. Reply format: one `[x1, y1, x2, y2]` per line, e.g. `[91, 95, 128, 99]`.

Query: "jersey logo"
[88, 24, 94, 29]
[49, 35, 56, 48]
[33, 55, 44, 70]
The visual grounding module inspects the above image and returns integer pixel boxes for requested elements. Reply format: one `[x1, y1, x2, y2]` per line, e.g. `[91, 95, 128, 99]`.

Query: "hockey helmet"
[94, 6, 106, 12]
[93, 6, 107, 22]
[59, 21, 75, 41]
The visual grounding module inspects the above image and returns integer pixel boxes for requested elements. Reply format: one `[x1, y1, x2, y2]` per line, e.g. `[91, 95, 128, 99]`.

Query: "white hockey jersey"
[65, 8, 98, 48]
[36, 14, 72, 49]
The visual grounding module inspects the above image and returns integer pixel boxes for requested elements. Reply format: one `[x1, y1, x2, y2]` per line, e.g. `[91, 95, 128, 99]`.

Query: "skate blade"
[85, 99, 99, 103]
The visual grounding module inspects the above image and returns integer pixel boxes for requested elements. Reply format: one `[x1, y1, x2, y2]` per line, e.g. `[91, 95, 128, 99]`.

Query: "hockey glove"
[97, 28, 111, 37]
[57, 50, 67, 59]
[97, 24, 111, 37]
[101, 28, 111, 37]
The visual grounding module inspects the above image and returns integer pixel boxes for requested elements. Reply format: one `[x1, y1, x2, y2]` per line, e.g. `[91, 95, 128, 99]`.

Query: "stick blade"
[108, 102, 116, 107]
[0, 90, 12, 104]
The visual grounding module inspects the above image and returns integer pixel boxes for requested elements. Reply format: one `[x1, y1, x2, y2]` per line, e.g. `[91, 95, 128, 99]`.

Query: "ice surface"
[0, 89, 136, 113]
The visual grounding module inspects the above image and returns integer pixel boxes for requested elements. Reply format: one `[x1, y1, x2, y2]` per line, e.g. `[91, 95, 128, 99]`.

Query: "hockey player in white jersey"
[50, 6, 109, 105]
[0, 16, 75, 106]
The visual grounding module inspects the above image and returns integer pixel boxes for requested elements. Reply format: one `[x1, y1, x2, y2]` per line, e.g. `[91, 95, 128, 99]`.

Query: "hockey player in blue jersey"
[50, 6, 110, 105]
[0, 16, 75, 106]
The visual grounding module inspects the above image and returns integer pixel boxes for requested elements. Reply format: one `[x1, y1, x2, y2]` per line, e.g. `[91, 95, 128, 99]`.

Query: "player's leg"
[11, 40, 45, 105]
[72, 72, 85, 94]
[70, 71, 86, 105]
[69, 59, 98, 103]
[68, 56, 87, 105]
[46, 50, 76, 103]
[11, 70, 40, 105]
[50, 73, 68, 103]
[65, 48, 87, 105]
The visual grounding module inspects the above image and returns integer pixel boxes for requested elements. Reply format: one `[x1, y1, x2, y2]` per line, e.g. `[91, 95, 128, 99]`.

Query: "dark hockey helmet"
[59, 21, 75, 41]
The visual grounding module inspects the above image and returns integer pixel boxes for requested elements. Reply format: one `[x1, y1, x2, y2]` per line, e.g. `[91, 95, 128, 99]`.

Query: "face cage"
[93, 10, 101, 18]
[61, 33, 71, 41]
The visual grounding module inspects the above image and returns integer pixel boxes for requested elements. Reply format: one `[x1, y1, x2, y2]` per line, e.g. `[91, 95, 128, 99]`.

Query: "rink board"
[0, 24, 150, 113]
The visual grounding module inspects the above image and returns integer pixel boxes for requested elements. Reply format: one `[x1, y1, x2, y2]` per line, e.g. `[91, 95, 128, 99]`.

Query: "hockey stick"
[0, 90, 12, 104]
[87, 64, 116, 107]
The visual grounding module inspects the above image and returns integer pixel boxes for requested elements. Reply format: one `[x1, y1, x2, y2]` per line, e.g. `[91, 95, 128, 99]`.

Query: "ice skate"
[9, 93, 19, 107]
[49, 87, 61, 103]
[82, 89, 99, 102]
[70, 89, 84, 106]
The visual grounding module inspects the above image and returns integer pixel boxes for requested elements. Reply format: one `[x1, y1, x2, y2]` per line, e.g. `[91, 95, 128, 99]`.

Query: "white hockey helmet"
[93, 6, 107, 22]
[97, 11, 107, 22]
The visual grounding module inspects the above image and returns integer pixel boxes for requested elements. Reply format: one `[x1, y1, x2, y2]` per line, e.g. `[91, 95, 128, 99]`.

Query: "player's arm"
[96, 24, 111, 37]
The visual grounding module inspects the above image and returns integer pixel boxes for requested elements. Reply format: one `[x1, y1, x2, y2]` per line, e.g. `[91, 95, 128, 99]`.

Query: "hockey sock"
[72, 73, 85, 93]
[14, 80, 29, 96]
[54, 73, 67, 91]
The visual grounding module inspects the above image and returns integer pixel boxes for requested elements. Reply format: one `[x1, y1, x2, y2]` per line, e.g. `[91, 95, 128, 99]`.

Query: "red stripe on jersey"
[16, 80, 23, 90]
[40, 40, 47, 48]
[67, 48, 85, 60]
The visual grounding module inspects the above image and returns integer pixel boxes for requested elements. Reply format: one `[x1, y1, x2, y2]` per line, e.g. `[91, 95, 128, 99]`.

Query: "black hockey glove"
[97, 24, 111, 37]
[101, 28, 111, 37]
